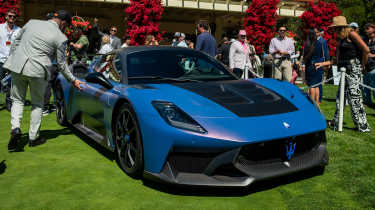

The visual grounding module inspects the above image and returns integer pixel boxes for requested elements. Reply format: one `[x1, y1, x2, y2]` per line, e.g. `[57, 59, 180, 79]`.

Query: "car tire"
[114, 103, 144, 179]
[55, 83, 68, 126]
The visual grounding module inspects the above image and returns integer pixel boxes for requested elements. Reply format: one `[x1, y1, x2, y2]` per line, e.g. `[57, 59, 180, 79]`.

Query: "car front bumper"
[144, 131, 329, 187]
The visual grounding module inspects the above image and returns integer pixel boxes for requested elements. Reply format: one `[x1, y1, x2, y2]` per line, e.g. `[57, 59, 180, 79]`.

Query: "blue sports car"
[56, 46, 328, 187]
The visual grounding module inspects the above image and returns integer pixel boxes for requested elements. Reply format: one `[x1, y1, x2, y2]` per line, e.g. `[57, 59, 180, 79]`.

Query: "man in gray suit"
[3, 10, 84, 149]
[109, 26, 121, 50]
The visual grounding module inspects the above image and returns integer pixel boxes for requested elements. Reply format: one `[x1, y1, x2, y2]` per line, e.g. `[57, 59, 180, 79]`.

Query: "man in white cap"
[176, 33, 188, 48]
[172, 32, 180, 47]
[229, 30, 251, 78]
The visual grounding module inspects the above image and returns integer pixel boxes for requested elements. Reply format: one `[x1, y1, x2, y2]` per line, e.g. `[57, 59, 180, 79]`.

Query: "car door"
[74, 54, 120, 136]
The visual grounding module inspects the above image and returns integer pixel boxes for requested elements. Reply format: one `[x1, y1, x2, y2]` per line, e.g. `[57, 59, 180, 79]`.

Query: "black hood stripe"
[172, 80, 298, 117]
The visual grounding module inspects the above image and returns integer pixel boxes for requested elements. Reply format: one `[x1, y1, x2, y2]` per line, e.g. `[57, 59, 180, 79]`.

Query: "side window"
[196, 58, 224, 75]
[92, 54, 121, 82]
[176, 55, 224, 75]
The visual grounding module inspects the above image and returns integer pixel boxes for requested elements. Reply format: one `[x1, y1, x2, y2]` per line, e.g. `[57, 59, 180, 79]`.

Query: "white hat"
[174, 32, 181, 37]
[180, 33, 185, 38]
[349, 22, 359, 28]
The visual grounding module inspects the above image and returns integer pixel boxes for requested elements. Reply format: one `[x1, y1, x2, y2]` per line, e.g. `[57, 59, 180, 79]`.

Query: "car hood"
[120, 79, 326, 142]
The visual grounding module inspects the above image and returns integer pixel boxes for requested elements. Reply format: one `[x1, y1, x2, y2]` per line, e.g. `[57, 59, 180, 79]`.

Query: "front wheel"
[114, 103, 144, 178]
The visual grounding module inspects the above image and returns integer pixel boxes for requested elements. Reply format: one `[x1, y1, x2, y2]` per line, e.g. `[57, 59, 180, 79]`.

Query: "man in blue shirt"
[195, 21, 217, 57]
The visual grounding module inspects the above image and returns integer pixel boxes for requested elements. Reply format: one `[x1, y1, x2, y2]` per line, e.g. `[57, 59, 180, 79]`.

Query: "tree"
[327, 0, 375, 28]
[300, 1, 341, 57]
[243, 0, 280, 54]
[125, 0, 164, 46]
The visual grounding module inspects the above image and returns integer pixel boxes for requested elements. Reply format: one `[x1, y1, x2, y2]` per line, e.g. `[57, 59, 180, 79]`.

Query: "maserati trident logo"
[283, 122, 290, 129]
[285, 141, 296, 161]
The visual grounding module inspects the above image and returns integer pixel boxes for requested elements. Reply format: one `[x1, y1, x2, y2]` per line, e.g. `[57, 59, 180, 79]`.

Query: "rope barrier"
[359, 82, 375, 91]
[301, 74, 340, 90]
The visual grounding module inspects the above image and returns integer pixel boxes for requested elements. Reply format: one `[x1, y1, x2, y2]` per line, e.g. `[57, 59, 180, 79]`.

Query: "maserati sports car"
[55, 46, 328, 187]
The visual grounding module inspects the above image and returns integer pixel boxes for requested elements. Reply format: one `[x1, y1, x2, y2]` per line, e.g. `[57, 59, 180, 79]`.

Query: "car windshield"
[126, 50, 236, 84]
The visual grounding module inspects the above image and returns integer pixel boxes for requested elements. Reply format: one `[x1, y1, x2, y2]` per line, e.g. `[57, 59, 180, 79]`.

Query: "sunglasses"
[7, 15, 16, 18]
[110, 29, 117, 32]
[279, 30, 286, 32]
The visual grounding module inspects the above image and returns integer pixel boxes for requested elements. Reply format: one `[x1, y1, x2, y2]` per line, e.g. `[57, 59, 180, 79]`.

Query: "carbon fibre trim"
[234, 145, 328, 181]
[142, 132, 328, 187]
[172, 80, 298, 117]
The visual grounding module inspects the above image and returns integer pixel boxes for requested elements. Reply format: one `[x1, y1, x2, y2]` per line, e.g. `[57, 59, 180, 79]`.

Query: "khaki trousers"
[273, 59, 292, 82]
[10, 72, 48, 140]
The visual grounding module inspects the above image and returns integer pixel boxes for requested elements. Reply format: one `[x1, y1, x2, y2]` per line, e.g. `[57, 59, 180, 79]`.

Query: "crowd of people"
[0, 9, 375, 150]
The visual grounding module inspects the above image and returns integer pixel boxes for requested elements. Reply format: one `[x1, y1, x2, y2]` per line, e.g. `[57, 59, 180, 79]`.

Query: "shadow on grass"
[0, 160, 6, 174]
[8, 128, 73, 152]
[322, 98, 336, 102]
[40, 128, 72, 140]
[142, 167, 325, 197]
[70, 126, 115, 162]
[9, 135, 29, 153]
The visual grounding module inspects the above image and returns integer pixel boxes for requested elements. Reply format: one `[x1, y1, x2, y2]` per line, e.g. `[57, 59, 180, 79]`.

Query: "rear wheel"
[55, 83, 68, 126]
[114, 103, 144, 178]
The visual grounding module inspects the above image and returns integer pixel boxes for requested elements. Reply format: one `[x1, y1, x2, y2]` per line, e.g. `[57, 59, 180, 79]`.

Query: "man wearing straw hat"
[3, 10, 85, 149]
[315, 16, 370, 132]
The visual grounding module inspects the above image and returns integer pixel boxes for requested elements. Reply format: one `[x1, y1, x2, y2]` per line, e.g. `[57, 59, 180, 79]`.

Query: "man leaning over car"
[3, 10, 85, 150]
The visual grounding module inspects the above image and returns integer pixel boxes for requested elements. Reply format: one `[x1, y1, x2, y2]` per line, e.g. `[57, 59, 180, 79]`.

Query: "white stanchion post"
[244, 63, 249, 79]
[338, 67, 346, 132]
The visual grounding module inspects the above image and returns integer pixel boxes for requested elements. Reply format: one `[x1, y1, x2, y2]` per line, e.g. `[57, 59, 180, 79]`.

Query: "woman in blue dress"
[302, 28, 330, 107]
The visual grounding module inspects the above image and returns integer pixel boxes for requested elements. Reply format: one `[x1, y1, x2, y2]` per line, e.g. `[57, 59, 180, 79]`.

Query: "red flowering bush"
[300, 1, 341, 57]
[125, 0, 163, 46]
[286, 31, 297, 39]
[65, 16, 92, 40]
[0, 0, 21, 23]
[243, 0, 280, 54]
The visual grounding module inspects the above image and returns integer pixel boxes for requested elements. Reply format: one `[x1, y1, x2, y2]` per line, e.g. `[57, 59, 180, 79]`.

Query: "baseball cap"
[46, 12, 54, 20]
[239, 30, 246, 36]
[180, 33, 185, 38]
[174, 32, 181, 37]
[54, 10, 72, 25]
[349, 22, 359, 29]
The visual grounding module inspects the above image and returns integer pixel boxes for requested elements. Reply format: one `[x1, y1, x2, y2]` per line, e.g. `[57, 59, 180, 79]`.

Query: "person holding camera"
[0, 9, 20, 110]
[3, 10, 85, 149]
[69, 27, 89, 64]
[269, 26, 295, 81]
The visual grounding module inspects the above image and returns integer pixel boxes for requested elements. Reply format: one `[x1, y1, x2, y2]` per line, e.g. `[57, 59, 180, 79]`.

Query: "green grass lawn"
[0, 85, 374, 210]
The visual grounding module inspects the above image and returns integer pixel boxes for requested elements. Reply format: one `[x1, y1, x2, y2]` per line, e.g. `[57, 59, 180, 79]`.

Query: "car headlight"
[152, 101, 207, 134]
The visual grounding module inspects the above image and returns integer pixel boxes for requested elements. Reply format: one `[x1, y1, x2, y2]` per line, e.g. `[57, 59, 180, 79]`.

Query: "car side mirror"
[85, 72, 114, 89]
